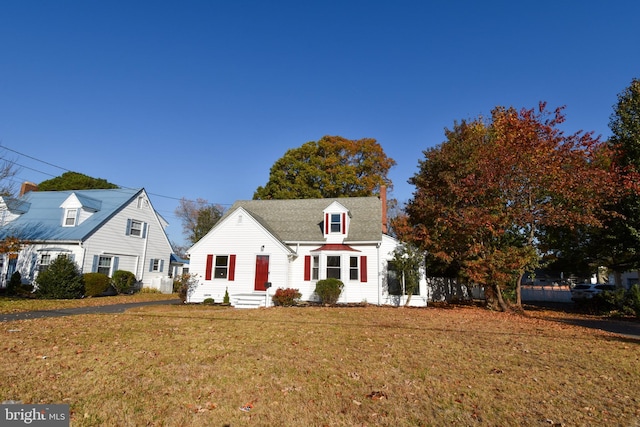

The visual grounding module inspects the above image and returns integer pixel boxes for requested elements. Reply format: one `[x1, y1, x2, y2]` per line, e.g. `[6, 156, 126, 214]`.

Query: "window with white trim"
[97, 256, 112, 276]
[38, 254, 52, 272]
[330, 213, 342, 233]
[312, 255, 319, 280]
[126, 219, 145, 237]
[215, 255, 229, 279]
[64, 209, 77, 226]
[349, 256, 359, 281]
[326, 255, 341, 279]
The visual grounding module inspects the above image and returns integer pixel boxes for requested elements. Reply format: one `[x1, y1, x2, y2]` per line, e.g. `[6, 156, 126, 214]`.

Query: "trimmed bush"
[84, 272, 112, 297]
[35, 256, 84, 299]
[111, 270, 137, 294]
[203, 297, 215, 305]
[223, 288, 230, 305]
[314, 278, 344, 305]
[272, 287, 302, 306]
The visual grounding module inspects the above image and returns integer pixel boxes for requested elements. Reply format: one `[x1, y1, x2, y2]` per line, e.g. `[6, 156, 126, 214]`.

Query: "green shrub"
[111, 270, 137, 294]
[203, 297, 215, 305]
[592, 285, 640, 317]
[6, 271, 22, 296]
[223, 288, 230, 304]
[84, 272, 112, 297]
[272, 287, 302, 306]
[314, 278, 344, 305]
[35, 256, 84, 299]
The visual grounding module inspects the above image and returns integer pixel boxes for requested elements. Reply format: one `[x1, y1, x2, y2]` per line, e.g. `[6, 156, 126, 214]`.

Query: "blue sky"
[1, 1, 639, 246]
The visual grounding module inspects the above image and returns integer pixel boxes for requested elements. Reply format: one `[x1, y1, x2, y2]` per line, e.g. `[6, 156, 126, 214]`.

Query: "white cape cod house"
[0, 185, 174, 293]
[186, 195, 430, 307]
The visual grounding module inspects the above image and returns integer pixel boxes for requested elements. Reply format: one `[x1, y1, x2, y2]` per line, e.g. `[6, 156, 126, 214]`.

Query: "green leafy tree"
[38, 171, 118, 191]
[175, 198, 224, 245]
[35, 256, 85, 299]
[601, 78, 640, 283]
[253, 135, 396, 199]
[404, 104, 625, 311]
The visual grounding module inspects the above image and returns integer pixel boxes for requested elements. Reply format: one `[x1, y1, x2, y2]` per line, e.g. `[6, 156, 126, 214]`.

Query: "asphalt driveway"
[0, 298, 181, 322]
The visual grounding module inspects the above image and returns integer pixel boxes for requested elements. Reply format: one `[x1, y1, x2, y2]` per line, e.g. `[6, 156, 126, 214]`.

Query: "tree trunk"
[495, 285, 509, 312]
[515, 271, 524, 308]
[404, 292, 413, 307]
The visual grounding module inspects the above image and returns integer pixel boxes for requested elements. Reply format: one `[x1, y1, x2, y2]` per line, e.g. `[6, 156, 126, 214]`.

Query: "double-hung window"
[97, 256, 112, 276]
[330, 214, 342, 233]
[64, 209, 77, 226]
[326, 255, 341, 279]
[349, 256, 359, 281]
[129, 220, 143, 237]
[312, 255, 319, 280]
[214, 256, 229, 278]
[39, 254, 52, 272]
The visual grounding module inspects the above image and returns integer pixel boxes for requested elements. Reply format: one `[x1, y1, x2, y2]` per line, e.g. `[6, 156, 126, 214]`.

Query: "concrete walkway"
[0, 298, 181, 322]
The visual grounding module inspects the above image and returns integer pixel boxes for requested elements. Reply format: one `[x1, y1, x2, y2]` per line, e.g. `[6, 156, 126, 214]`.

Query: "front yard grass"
[1, 303, 638, 426]
[0, 292, 178, 314]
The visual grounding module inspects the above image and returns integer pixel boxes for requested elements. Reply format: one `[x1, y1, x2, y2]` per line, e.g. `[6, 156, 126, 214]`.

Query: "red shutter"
[205, 254, 213, 280]
[325, 213, 329, 234]
[229, 254, 236, 281]
[342, 212, 346, 234]
[360, 256, 367, 282]
[304, 255, 311, 281]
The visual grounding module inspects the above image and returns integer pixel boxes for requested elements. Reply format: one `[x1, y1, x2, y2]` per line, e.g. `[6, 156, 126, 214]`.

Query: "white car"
[570, 284, 615, 301]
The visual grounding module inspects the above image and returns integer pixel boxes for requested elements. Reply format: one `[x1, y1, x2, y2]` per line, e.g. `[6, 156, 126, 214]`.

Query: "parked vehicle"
[570, 283, 615, 301]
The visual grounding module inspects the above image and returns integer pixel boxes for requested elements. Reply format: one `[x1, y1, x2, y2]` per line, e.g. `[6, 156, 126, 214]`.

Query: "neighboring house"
[186, 191, 430, 308]
[169, 253, 189, 279]
[0, 185, 174, 293]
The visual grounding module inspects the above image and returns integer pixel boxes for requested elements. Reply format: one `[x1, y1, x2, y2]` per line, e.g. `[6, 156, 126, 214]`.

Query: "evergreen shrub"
[35, 256, 84, 299]
[111, 270, 137, 294]
[314, 278, 344, 305]
[84, 272, 112, 297]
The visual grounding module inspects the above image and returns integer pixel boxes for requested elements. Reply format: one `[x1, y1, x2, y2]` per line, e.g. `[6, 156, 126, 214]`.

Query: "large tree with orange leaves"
[253, 135, 396, 200]
[402, 103, 626, 311]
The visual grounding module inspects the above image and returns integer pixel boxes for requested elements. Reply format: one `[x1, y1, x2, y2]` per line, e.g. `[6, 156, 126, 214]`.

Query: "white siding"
[188, 209, 291, 303]
[81, 190, 173, 288]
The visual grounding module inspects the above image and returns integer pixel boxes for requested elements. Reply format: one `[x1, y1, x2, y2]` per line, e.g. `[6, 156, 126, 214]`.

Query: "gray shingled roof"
[225, 197, 384, 243]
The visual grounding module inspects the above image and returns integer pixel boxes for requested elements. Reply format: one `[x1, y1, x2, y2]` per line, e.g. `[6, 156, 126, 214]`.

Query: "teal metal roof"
[0, 188, 142, 242]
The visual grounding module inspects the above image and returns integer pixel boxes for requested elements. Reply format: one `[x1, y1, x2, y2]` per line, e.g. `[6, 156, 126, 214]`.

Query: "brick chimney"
[20, 181, 38, 196]
[380, 185, 388, 234]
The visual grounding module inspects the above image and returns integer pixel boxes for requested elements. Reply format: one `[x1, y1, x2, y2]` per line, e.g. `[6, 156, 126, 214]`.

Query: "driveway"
[0, 298, 181, 322]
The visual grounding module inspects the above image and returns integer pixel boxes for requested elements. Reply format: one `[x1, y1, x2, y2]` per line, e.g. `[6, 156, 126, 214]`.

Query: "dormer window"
[330, 214, 342, 233]
[323, 201, 350, 240]
[64, 209, 78, 227]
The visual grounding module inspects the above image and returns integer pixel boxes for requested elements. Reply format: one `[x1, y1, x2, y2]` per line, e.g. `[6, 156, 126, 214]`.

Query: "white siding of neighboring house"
[188, 208, 292, 303]
[80, 191, 173, 289]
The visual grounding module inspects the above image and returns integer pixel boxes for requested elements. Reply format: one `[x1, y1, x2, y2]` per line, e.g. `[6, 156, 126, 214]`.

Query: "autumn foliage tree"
[402, 103, 627, 311]
[253, 135, 396, 199]
[175, 198, 225, 245]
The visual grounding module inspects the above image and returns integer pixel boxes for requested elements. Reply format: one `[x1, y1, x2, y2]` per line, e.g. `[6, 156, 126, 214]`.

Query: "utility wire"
[0, 143, 232, 207]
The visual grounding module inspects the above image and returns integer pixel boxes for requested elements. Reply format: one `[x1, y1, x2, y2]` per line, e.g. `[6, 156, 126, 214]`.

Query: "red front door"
[254, 255, 270, 291]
